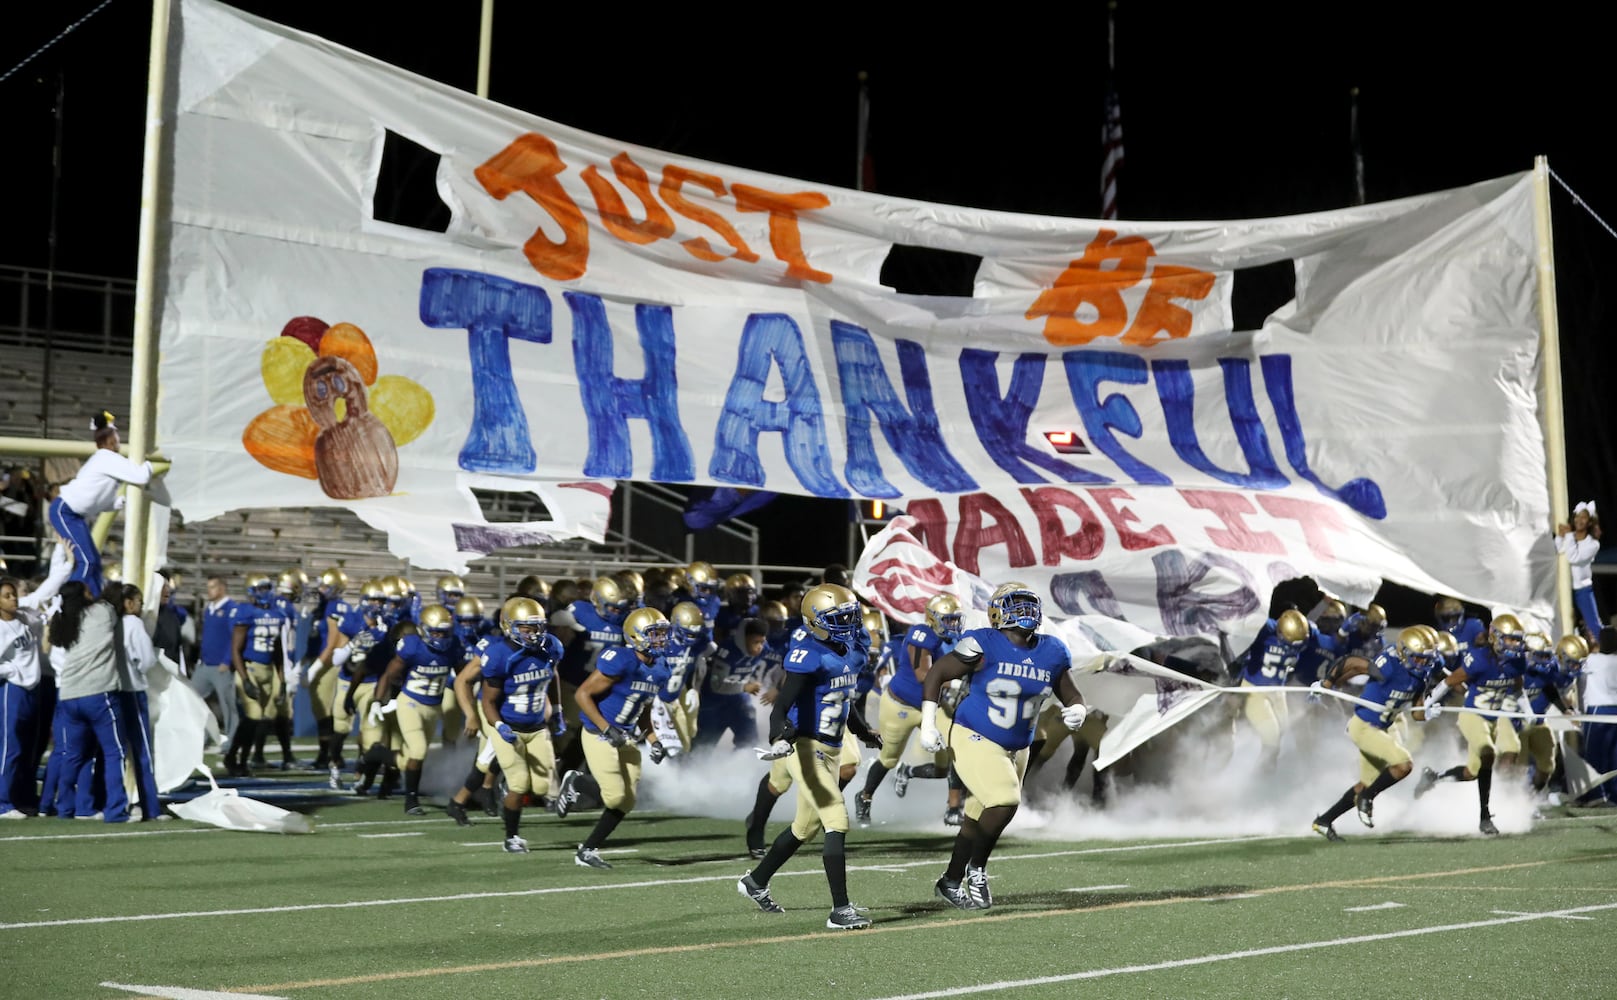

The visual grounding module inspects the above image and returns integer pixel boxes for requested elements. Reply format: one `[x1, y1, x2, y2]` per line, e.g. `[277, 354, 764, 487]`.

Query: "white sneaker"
[0, 809, 29, 820]
[503, 835, 529, 854]
[130, 806, 144, 821]
[74, 812, 104, 821]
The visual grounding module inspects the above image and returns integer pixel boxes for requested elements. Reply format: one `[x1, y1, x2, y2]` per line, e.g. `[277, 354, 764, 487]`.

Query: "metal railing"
[0, 264, 136, 353]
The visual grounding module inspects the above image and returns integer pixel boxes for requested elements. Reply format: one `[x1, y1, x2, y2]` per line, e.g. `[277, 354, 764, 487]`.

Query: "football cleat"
[481, 786, 500, 818]
[893, 764, 911, 798]
[1413, 767, 1439, 800]
[964, 864, 992, 909]
[1311, 819, 1343, 843]
[404, 796, 426, 817]
[327, 763, 342, 790]
[503, 835, 529, 854]
[1480, 815, 1500, 836]
[934, 875, 974, 910]
[553, 771, 582, 819]
[445, 801, 471, 827]
[943, 805, 964, 827]
[826, 904, 872, 930]
[575, 845, 613, 870]
[737, 872, 785, 914]
[855, 794, 873, 828]
[1354, 791, 1374, 828]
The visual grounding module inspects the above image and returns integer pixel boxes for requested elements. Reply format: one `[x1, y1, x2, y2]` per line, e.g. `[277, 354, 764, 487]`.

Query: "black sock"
[330, 735, 346, 768]
[907, 763, 945, 780]
[277, 717, 294, 759]
[583, 807, 626, 850]
[1478, 764, 1493, 817]
[504, 805, 521, 839]
[405, 769, 422, 796]
[1319, 787, 1356, 824]
[1361, 767, 1401, 803]
[463, 766, 485, 796]
[947, 766, 965, 792]
[945, 828, 974, 882]
[750, 827, 804, 886]
[313, 718, 335, 766]
[1441, 765, 1468, 782]
[823, 830, 849, 908]
[861, 762, 889, 800]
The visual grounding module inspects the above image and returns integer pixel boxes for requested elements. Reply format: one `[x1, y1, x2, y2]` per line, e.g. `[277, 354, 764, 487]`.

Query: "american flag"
[1100, 5, 1123, 219]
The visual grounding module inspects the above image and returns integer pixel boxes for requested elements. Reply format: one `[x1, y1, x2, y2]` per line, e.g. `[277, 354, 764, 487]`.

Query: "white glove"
[368, 699, 397, 724]
[1423, 703, 1443, 719]
[307, 658, 329, 684]
[284, 662, 305, 694]
[1060, 702, 1089, 731]
[113, 493, 127, 511]
[331, 645, 352, 668]
[755, 739, 794, 761]
[918, 724, 945, 753]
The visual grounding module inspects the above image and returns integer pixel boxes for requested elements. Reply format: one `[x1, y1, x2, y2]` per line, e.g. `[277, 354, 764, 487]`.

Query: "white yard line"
[863, 903, 1617, 1000]
[0, 834, 1275, 930]
[1344, 902, 1406, 912]
[356, 832, 424, 839]
[1064, 884, 1130, 893]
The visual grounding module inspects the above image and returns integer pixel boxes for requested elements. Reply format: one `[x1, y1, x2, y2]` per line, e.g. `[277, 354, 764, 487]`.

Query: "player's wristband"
[921, 699, 939, 732]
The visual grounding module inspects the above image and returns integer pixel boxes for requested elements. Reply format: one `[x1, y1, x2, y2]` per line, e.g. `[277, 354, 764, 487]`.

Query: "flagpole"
[476, 0, 494, 99]
[855, 71, 869, 191]
[122, 0, 175, 594]
[1532, 155, 1574, 635]
[1349, 87, 1365, 205]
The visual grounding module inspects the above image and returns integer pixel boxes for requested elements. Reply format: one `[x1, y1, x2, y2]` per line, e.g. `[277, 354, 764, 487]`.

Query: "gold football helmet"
[1490, 613, 1525, 654]
[623, 606, 673, 654]
[664, 566, 689, 593]
[419, 604, 455, 650]
[1276, 610, 1310, 646]
[614, 569, 645, 596]
[669, 601, 706, 642]
[987, 582, 1041, 631]
[725, 572, 759, 605]
[1434, 630, 1459, 659]
[592, 575, 637, 622]
[925, 593, 965, 640]
[1435, 596, 1465, 627]
[862, 607, 889, 648]
[359, 578, 387, 604]
[759, 600, 788, 624]
[436, 575, 466, 602]
[1364, 604, 1387, 627]
[1320, 599, 1347, 621]
[318, 567, 349, 595]
[379, 576, 402, 599]
[1525, 631, 1552, 657]
[1557, 634, 1590, 666]
[802, 583, 861, 641]
[454, 595, 485, 623]
[1396, 625, 1437, 666]
[246, 573, 274, 607]
[276, 569, 306, 598]
[686, 560, 719, 596]
[502, 597, 547, 648]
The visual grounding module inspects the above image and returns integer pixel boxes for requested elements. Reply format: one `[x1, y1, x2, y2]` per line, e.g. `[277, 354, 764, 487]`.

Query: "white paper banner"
[157, 0, 1553, 610]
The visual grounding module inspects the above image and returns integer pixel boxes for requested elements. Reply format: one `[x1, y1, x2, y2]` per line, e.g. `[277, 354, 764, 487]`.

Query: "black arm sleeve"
[769, 671, 808, 743]
[846, 696, 875, 739]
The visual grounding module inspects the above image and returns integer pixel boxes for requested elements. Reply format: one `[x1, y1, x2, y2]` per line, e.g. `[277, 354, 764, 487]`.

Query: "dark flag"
[683, 487, 778, 531]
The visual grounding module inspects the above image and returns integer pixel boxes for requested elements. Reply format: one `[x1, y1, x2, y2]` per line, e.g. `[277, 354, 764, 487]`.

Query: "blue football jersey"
[1356, 650, 1426, 728]
[889, 623, 954, 709]
[585, 645, 671, 732]
[480, 634, 564, 727]
[558, 599, 625, 685]
[704, 635, 767, 697]
[337, 609, 390, 680]
[1523, 656, 1570, 720]
[1445, 616, 1487, 647]
[1239, 620, 1304, 687]
[394, 633, 467, 706]
[951, 627, 1071, 751]
[1460, 645, 1524, 710]
[231, 603, 291, 666]
[200, 599, 240, 666]
[783, 627, 864, 747]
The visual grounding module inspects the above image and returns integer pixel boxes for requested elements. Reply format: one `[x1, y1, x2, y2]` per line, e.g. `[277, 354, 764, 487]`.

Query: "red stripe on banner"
[558, 482, 614, 498]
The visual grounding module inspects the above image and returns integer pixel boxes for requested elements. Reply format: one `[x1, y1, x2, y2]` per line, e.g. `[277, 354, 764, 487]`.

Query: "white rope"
[1549, 166, 1617, 243]
[0, 0, 118, 86]
[1216, 682, 1617, 725]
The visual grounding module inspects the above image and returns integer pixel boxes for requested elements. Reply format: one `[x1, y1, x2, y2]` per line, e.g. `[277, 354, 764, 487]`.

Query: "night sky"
[3, 3, 1612, 605]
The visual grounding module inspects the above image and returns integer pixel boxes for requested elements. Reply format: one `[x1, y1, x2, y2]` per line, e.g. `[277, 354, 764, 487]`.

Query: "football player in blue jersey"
[1238, 610, 1312, 763]
[436, 574, 466, 609]
[714, 572, 760, 644]
[1412, 614, 1528, 834]
[329, 581, 397, 795]
[856, 593, 967, 826]
[1435, 596, 1487, 648]
[475, 597, 565, 851]
[1310, 626, 1440, 840]
[698, 618, 770, 753]
[1520, 633, 1585, 795]
[676, 560, 722, 630]
[373, 604, 470, 815]
[661, 601, 712, 753]
[1338, 604, 1388, 661]
[1293, 599, 1345, 688]
[548, 575, 638, 779]
[917, 582, 1085, 911]
[738, 584, 881, 930]
[249, 568, 309, 771]
[561, 607, 674, 870]
[224, 574, 293, 777]
[307, 568, 353, 777]
[452, 595, 492, 645]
